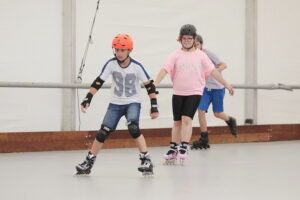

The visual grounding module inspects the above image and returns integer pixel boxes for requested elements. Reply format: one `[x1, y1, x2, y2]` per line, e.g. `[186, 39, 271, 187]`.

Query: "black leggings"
[172, 95, 201, 121]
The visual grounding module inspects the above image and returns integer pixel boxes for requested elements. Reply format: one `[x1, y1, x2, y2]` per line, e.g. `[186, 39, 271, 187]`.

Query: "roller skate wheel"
[140, 171, 154, 178]
[164, 159, 176, 165]
[179, 159, 184, 165]
[74, 171, 89, 176]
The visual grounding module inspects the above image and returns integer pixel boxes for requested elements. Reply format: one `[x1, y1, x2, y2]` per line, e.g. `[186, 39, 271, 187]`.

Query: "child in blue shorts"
[191, 34, 237, 150]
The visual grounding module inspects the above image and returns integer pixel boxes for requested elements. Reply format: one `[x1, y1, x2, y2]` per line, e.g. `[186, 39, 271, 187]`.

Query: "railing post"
[62, 0, 76, 131]
[245, 0, 258, 125]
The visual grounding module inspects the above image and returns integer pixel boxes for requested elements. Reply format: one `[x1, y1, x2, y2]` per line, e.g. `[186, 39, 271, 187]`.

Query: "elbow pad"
[91, 76, 104, 90]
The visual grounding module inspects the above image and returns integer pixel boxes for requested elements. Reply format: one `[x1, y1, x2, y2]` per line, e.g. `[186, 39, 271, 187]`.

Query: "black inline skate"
[138, 152, 154, 177]
[191, 131, 210, 150]
[75, 151, 96, 175]
[226, 116, 238, 137]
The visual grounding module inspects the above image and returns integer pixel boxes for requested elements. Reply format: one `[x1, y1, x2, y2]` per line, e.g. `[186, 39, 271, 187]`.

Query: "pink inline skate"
[163, 142, 178, 165]
[177, 142, 189, 165]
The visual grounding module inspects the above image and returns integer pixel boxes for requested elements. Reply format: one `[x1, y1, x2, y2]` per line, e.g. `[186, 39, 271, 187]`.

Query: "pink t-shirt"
[163, 49, 215, 95]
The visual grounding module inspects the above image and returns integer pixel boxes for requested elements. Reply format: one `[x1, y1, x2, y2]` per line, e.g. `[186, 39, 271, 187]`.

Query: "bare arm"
[89, 87, 98, 95]
[154, 68, 167, 87]
[216, 62, 227, 72]
[211, 69, 234, 95]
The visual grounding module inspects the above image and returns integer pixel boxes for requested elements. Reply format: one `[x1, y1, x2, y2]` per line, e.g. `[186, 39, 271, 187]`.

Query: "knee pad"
[95, 126, 111, 143]
[127, 122, 141, 139]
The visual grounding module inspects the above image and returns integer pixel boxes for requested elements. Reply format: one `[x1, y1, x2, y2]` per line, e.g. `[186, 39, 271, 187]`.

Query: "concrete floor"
[1, 141, 300, 200]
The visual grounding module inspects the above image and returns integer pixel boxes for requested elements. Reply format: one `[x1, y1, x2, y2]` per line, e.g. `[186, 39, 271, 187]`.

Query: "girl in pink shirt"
[155, 24, 234, 164]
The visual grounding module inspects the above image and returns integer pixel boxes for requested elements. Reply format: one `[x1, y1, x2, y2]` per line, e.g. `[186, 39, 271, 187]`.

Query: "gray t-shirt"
[204, 49, 224, 89]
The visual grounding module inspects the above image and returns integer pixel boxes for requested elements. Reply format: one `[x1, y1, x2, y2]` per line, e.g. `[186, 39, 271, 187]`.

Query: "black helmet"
[179, 24, 197, 36]
[196, 34, 203, 44]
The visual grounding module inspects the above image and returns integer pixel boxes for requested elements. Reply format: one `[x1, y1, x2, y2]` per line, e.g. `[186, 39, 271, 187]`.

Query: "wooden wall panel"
[0, 124, 299, 153]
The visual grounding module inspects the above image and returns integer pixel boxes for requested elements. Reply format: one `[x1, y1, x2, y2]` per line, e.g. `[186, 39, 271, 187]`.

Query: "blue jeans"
[102, 103, 141, 131]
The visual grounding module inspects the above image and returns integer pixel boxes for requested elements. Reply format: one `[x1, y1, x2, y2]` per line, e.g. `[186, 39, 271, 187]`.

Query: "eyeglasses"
[182, 37, 194, 41]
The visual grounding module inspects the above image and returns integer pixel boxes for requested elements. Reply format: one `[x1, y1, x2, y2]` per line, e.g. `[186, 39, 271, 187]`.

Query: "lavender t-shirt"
[204, 49, 224, 89]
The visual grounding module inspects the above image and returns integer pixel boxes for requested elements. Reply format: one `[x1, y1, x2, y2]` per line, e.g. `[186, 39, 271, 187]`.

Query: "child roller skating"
[191, 34, 237, 150]
[154, 24, 234, 164]
[74, 34, 159, 177]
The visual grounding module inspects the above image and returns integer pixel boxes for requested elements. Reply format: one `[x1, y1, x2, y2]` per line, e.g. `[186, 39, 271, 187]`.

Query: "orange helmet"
[112, 34, 133, 50]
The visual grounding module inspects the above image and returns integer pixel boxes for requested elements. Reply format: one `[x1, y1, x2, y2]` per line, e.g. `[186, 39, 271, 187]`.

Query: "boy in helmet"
[191, 34, 238, 150]
[75, 34, 159, 176]
[154, 24, 234, 164]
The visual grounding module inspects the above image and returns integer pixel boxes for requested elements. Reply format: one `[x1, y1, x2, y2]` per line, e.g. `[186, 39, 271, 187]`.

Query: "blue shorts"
[198, 88, 225, 113]
[102, 103, 141, 131]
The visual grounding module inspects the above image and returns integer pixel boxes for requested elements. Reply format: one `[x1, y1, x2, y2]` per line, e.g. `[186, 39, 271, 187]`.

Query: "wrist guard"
[150, 98, 158, 113]
[145, 80, 158, 95]
[81, 92, 93, 108]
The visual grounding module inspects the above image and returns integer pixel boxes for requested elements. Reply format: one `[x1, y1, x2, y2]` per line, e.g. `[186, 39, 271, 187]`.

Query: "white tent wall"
[76, 0, 245, 131]
[0, 0, 63, 132]
[257, 0, 300, 124]
[0, 0, 299, 132]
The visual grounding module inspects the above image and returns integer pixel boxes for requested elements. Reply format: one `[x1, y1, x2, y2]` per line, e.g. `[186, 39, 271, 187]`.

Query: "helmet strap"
[112, 49, 131, 64]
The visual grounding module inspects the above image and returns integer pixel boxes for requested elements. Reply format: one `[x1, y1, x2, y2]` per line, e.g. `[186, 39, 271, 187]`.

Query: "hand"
[150, 112, 159, 119]
[81, 104, 90, 113]
[226, 84, 234, 95]
[81, 92, 93, 113]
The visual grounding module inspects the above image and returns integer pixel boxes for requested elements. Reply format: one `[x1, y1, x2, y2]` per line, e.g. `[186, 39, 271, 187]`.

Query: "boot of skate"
[138, 152, 154, 175]
[226, 116, 238, 137]
[75, 151, 96, 175]
[191, 131, 210, 150]
[177, 142, 189, 160]
[164, 142, 178, 160]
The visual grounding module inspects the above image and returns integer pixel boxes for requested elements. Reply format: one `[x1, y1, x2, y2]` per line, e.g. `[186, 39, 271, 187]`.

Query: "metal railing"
[0, 82, 300, 91]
